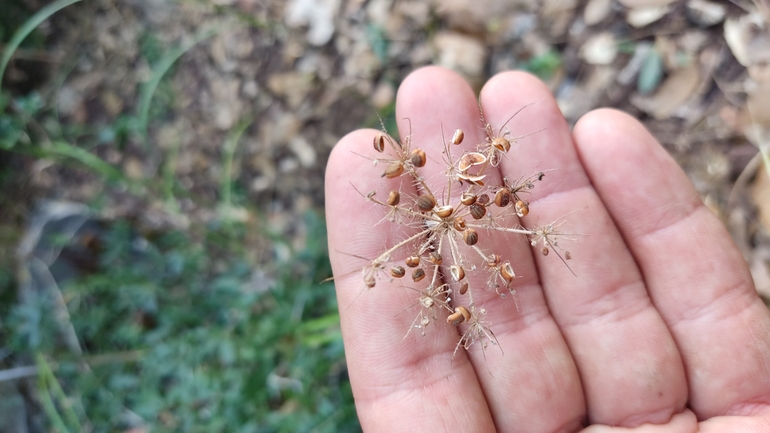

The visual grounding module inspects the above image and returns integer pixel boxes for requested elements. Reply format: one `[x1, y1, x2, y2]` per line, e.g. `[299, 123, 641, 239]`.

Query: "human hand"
[325, 66, 770, 432]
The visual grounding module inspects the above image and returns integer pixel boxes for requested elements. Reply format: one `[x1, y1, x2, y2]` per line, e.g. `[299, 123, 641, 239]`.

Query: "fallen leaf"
[584, 0, 613, 25]
[627, 5, 670, 28]
[634, 62, 700, 119]
[617, 0, 676, 7]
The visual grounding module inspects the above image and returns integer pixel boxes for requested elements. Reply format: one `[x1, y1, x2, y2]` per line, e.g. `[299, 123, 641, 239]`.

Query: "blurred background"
[1, 0, 769, 431]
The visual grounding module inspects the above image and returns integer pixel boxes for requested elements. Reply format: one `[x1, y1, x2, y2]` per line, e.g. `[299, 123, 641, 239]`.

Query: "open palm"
[325, 66, 770, 432]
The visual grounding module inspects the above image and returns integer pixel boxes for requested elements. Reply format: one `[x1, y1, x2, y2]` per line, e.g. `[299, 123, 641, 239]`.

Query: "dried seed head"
[387, 190, 400, 206]
[429, 251, 443, 265]
[463, 228, 479, 246]
[459, 282, 469, 295]
[493, 137, 511, 152]
[410, 149, 427, 167]
[457, 173, 486, 185]
[373, 134, 385, 152]
[405, 255, 421, 267]
[501, 261, 515, 283]
[541, 247, 549, 256]
[515, 200, 529, 217]
[421, 296, 434, 308]
[435, 205, 454, 218]
[416, 194, 437, 212]
[450, 265, 465, 281]
[412, 268, 426, 282]
[458, 152, 487, 172]
[383, 162, 404, 178]
[447, 306, 471, 325]
[477, 193, 490, 205]
[469, 203, 486, 220]
[391, 266, 405, 278]
[495, 188, 511, 207]
[451, 129, 464, 145]
[453, 217, 466, 231]
[486, 254, 502, 268]
[460, 193, 477, 206]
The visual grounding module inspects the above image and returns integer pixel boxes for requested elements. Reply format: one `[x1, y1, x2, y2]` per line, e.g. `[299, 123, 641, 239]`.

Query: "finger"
[325, 129, 495, 431]
[481, 72, 688, 427]
[572, 109, 770, 419]
[396, 66, 585, 433]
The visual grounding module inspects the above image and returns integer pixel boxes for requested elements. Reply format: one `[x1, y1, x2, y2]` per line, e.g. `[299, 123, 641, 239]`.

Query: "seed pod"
[450, 265, 465, 281]
[515, 200, 529, 217]
[495, 188, 511, 207]
[458, 152, 487, 172]
[421, 296, 434, 308]
[451, 129, 464, 145]
[391, 266, 405, 278]
[387, 190, 400, 206]
[469, 204, 486, 220]
[486, 254, 501, 268]
[435, 205, 453, 218]
[541, 247, 549, 256]
[412, 267, 426, 282]
[460, 193, 476, 206]
[500, 262, 515, 284]
[493, 137, 511, 152]
[416, 194, 436, 212]
[429, 251, 442, 265]
[453, 217, 466, 231]
[463, 228, 479, 246]
[405, 255, 421, 267]
[457, 173, 486, 186]
[373, 134, 385, 152]
[477, 193, 490, 205]
[410, 149, 427, 167]
[459, 282, 469, 295]
[565, 251, 572, 260]
[364, 274, 376, 288]
[447, 306, 471, 325]
[383, 162, 404, 178]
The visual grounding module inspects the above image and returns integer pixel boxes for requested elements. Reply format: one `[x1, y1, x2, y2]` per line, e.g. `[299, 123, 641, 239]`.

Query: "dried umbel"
[351, 105, 577, 357]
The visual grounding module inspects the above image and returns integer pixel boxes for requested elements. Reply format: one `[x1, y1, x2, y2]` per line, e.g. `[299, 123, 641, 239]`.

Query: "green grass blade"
[47, 141, 126, 182]
[220, 118, 253, 209]
[0, 0, 82, 93]
[137, 28, 220, 139]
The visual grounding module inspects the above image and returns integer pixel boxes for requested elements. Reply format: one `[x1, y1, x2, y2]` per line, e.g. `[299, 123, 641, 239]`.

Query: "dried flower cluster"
[355, 106, 574, 356]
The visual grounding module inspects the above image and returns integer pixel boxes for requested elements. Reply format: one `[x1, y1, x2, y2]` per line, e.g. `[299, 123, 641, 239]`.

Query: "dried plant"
[352, 105, 575, 356]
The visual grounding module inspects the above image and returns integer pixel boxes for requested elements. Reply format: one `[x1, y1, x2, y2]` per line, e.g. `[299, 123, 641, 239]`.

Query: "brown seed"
[391, 266, 405, 278]
[451, 129, 464, 145]
[541, 247, 549, 256]
[458, 152, 487, 172]
[387, 190, 400, 206]
[416, 194, 436, 211]
[492, 137, 511, 152]
[460, 193, 476, 206]
[495, 188, 511, 207]
[565, 251, 572, 260]
[435, 205, 453, 218]
[486, 254, 501, 268]
[515, 200, 529, 217]
[429, 251, 442, 265]
[477, 193, 490, 205]
[450, 265, 465, 281]
[447, 306, 471, 325]
[383, 162, 404, 178]
[453, 217, 466, 231]
[412, 268, 426, 282]
[365, 274, 376, 288]
[500, 261, 515, 283]
[463, 228, 479, 245]
[537, 172, 545, 181]
[469, 204, 486, 220]
[373, 134, 385, 152]
[410, 149, 427, 167]
[459, 282, 469, 295]
[405, 255, 421, 267]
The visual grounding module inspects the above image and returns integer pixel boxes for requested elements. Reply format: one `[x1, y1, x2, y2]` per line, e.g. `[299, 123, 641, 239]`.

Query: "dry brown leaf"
[635, 62, 700, 119]
[724, 13, 770, 68]
[627, 6, 670, 28]
[752, 165, 770, 232]
[584, 0, 613, 25]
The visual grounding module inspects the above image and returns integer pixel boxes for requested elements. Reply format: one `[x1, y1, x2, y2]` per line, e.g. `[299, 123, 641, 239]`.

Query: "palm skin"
[325, 66, 770, 433]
